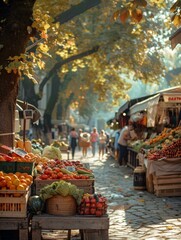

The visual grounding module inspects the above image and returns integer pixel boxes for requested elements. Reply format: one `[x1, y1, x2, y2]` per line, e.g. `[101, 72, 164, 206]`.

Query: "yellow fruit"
[17, 184, 25, 190]
[12, 178, 20, 186]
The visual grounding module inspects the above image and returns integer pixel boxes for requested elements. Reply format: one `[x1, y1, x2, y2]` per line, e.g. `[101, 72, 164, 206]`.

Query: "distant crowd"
[69, 127, 109, 160]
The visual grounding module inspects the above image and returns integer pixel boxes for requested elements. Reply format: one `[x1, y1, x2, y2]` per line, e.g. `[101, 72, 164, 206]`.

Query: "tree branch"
[39, 45, 99, 93]
[26, 0, 101, 52]
[54, 0, 101, 23]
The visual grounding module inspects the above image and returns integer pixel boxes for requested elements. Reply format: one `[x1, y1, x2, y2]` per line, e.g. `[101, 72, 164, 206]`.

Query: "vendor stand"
[0, 141, 110, 239]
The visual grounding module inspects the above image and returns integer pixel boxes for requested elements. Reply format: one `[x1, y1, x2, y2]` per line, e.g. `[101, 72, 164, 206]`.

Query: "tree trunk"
[0, 0, 36, 148]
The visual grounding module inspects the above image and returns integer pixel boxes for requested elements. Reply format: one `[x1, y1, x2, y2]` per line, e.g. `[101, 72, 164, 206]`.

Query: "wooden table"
[32, 214, 109, 240]
[0, 217, 29, 240]
[127, 148, 139, 169]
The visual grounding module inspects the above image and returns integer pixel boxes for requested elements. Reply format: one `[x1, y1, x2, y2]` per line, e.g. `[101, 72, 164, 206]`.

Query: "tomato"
[44, 168, 52, 176]
[51, 173, 58, 179]
[90, 208, 96, 215]
[57, 172, 63, 179]
[40, 174, 48, 180]
[53, 167, 60, 173]
[96, 202, 103, 209]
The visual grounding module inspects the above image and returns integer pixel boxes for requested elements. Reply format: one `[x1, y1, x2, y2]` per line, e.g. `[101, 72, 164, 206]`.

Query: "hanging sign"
[163, 94, 181, 103]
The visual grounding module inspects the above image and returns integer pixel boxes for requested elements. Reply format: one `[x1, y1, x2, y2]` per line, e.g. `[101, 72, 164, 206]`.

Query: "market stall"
[127, 86, 181, 169]
[0, 140, 109, 239]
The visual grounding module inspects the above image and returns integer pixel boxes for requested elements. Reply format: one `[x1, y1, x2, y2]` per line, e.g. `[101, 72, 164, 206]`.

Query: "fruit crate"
[16, 162, 35, 175]
[0, 161, 16, 173]
[153, 173, 181, 197]
[34, 178, 95, 195]
[0, 187, 30, 218]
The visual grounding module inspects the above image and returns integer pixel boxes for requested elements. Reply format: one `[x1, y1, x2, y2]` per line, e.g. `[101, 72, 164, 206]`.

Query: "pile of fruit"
[36, 159, 94, 180]
[78, 193, 108, 217]
[147, 138, 181, 160]
[142, 126, 181, 150]
[0, 171, 33, 194]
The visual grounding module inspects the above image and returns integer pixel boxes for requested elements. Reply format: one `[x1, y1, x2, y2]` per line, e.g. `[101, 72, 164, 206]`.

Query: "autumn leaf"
[131, 8, 143, 22]
[112, 10, 121, 21]
[120, 8, 130, 24]
[173, 14, 181, 27]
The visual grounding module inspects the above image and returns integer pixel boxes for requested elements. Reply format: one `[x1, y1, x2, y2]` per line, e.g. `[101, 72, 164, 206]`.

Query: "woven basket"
[46, 195, 77, 216]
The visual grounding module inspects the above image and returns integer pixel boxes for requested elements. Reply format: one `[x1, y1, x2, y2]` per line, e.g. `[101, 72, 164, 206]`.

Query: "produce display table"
[32, 214, 109, 240]
[0, 217, 29, 240]
[127, 148, 139, 169]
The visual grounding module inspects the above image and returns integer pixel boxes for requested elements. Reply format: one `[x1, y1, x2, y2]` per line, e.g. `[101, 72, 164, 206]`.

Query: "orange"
[15, 172, 21, 177]
[26, 175, 33, 181]
[4, 176, 11, 182]
[0, 171, 4, 177]
[25, 178, 32, 186]
[21, 182, 28, 189]
[9, 185, 16, 190]
[6, 180, 13, 188]
[17, 184, 25, 190]
[12, 178, 20, 186]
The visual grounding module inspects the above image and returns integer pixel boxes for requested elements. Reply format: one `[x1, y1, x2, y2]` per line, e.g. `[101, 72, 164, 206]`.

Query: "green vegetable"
[42, 145, 62, 159]
[28, 195, 44, 215]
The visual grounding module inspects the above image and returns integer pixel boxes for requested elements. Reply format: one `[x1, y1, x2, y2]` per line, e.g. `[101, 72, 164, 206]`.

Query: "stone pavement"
[43, 149, 181, 240]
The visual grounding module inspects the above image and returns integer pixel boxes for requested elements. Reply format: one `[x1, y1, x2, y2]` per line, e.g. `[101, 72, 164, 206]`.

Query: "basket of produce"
[40, 180, 84, 216]
[46, 195, 77, 216]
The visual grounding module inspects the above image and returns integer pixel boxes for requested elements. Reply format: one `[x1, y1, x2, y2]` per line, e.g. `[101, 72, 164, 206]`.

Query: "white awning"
[130, 94, 160, 115]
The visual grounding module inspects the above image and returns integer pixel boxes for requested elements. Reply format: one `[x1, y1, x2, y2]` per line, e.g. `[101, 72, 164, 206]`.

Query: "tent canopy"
[129, 86, 181, 115]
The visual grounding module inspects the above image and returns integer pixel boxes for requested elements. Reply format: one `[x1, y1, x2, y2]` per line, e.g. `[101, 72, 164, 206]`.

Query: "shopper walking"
[114, 129, 120, 160]
[118, 123, 134, 166]
[98, 130, 107, 159]
[69, 128, 78, 159]
[80, 132, 90, 158]
[78, 128, 83, 151]
[90, 127, 99, 157]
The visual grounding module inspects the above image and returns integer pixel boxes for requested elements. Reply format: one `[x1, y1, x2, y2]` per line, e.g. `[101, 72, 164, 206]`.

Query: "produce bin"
[0, 187, 31, 218]
[0, 162, 16, 173]
[16, 162, 35, 175]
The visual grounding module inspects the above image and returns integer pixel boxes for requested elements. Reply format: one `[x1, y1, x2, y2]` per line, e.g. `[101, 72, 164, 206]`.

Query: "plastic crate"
[0, 161, 16, 173]
[16, 162, 35, 175]
[0, 187, 30, 218]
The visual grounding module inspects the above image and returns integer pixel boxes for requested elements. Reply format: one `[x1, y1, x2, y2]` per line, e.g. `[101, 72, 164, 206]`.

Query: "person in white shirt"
[118, 123, 134, 166]
[98, 130, 107, 159]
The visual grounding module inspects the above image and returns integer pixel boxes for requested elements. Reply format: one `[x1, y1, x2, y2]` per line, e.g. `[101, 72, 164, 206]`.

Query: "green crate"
[0, 162, 16, 173]
[16, 162, 35, 175]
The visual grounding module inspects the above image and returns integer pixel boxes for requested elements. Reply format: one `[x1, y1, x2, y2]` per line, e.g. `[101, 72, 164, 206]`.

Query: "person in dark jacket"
[69, 128, 78, 159]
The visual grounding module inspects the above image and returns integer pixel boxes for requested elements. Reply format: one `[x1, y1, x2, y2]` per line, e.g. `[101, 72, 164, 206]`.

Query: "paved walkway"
[43, 149, 181, 240]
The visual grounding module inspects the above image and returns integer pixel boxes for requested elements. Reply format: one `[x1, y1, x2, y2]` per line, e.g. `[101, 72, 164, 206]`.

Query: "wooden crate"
[0, 217, 29, 240]
[34, 178, 95, 195]
[31, 214, 109, 240]
[153, 174, 181, 197]
[0, 187, 30, 218]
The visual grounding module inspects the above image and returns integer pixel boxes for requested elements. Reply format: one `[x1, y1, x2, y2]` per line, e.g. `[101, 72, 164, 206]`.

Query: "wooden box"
[34, 178, 95, 195]
[0, 187, 30, 218]
[153, 174, 181, 197]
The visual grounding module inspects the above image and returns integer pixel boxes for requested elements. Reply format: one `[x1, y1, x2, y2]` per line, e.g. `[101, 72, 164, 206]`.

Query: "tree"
[0, 0, 101, 148]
